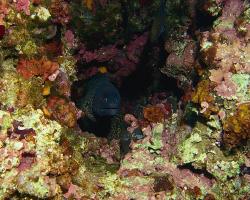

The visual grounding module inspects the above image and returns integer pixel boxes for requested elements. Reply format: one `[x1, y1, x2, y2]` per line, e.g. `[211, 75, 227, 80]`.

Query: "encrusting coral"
[0, 0, 249, 199]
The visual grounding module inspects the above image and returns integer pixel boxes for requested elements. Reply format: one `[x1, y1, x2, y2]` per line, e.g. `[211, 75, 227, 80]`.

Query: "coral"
[126, 32, 148, 64]
[17, 57, 59, 81]
[98, 172, 124, 198]
[175, 122, 245, 182]
[34, 6, 51, 22]
[0, 106, 73, 198]
[57, 56, 77, 81]
[53, 71, 72, 97]
[143, 106, 165, 123]
[178, 131, 206, 164]
[80, 44, 118, 63]
[0, 61, 45, 108]
[46, 96, 79, 128]
[213, 72, 237, 99]
[50, 0, 71, 24]
[38, 41, 62, 58]
[124, 114, 139, 133]
[199, 0, 224, 16]
[0, 2, 9, 22]
[231, 73, 250, 102]
[16, 0, 30, 15]
[64, 30, 75, 49]
[223, 103, 250, 148]
[192, 80, 219, 118]
[16, 40, 38, 57]
[235, 6, 250, 37]
[0, 0, 249, 199]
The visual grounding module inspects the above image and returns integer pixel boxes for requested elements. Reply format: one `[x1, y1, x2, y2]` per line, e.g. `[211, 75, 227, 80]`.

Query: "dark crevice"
[195, 3, 220, 32]
[178, 163, 215, 180]
[72, 40, 184, 138]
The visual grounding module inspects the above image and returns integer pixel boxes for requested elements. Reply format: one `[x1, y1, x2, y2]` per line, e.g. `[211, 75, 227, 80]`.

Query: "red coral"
[17, 58, 59, 81]
[50, 0, 71, 24]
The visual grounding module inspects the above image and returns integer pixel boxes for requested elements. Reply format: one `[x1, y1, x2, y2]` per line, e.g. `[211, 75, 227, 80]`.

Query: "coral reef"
[0, 0, 249, 199]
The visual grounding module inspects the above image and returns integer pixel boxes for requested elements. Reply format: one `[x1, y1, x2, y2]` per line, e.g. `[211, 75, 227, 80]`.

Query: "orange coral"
[192, 80, 214, 104]
[46, 96, 78, 128]
[84, 0, 93, 10]
[223, 103, 250, 148]
[192, 80, 219, 118]
[17, 57, 59, 81]
[143, 106, 165, 123]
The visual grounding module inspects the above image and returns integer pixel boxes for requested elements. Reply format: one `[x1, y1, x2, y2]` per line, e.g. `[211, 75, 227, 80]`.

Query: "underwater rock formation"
[0, 0, 249, 199]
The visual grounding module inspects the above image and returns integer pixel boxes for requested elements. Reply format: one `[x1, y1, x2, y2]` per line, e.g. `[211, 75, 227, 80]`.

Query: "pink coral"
[209, 70, 237, 99]
[124, 114, 139, 133]
[16, 0, 30, 15]
[81, 44, 118, 63]
[18, 153, 36, 171]
[215, 79, 237, 99]
[78, 33, 148, 85]
[126, 32, 148, 63]
[64, 30, 75, 48]
[209, 69, 225, 84]
[221, 0, 243, 19]
[200, 0, 249, 74]
[64, 183, 85, 200]
[99, 139, 120, 164]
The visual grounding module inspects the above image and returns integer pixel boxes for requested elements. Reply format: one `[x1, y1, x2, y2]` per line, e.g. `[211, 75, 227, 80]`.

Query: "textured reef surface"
[0, 0, 249, 199]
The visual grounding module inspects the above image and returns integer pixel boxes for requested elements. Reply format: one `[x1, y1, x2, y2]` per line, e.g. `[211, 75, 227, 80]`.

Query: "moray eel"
[77, 74, 144, 155]
[78, 74, 121, 121]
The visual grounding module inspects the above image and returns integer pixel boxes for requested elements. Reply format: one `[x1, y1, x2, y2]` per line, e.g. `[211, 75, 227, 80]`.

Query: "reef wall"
[0, 0, 249, 199]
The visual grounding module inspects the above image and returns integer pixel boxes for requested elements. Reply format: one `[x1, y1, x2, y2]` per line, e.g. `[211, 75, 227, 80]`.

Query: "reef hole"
[72, 64, 183, 139]
[71, 40, 183, 139]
